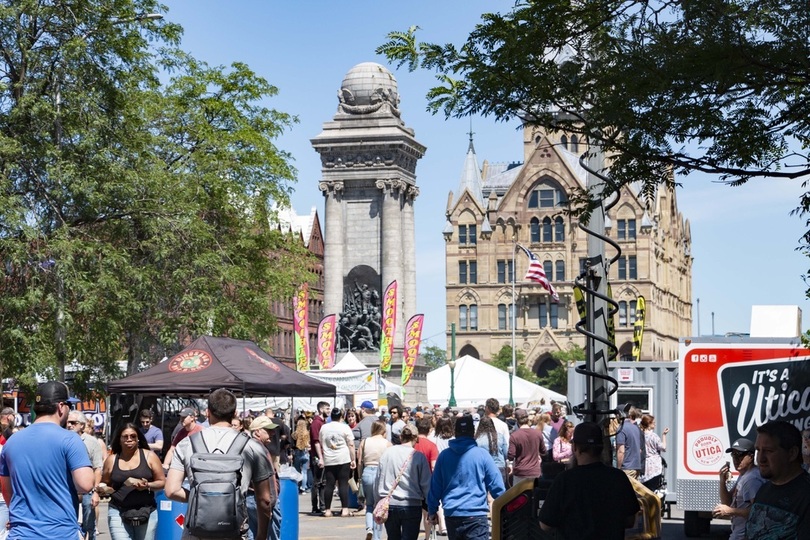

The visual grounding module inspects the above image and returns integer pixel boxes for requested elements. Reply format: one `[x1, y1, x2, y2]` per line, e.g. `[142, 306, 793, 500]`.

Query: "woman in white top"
[318, 408, 356, 517]
[358, 420, 391, 540]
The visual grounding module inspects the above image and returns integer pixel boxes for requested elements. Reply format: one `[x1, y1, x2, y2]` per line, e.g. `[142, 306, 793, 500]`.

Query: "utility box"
[749, 305, 802, 338]
[567, 361, 679, 508]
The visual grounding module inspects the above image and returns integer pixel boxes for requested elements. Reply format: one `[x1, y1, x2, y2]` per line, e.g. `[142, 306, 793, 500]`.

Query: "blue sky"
[161, 1, 810, 346]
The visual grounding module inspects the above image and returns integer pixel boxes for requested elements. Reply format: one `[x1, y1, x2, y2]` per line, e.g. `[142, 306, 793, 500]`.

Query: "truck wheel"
[684, 511, 710, 537]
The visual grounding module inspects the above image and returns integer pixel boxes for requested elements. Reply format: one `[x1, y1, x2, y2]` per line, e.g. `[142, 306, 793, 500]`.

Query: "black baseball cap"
[572, 422, 603, 445]
[455, 414, 475, 437]
[35, 381, 79, 406]
[726, 438, 755, 454]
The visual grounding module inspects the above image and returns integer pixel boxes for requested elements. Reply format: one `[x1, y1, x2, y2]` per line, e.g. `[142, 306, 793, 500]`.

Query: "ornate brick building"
[444, 128, 692, 376]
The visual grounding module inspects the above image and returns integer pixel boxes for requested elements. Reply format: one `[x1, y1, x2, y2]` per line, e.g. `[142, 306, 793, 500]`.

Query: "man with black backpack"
[165, 388, 275, 539]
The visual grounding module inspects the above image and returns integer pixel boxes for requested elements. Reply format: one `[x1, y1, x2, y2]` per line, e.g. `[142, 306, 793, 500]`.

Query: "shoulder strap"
[227, 432, 250, 456]
[386, 449, 414, 497]
[189, 431, 208, 454]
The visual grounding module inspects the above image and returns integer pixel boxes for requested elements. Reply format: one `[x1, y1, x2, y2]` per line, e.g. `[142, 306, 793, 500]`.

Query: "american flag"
[517, 244, 559, 303]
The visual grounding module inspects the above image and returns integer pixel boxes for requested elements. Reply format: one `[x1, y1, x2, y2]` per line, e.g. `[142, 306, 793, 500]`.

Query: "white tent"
[426, 355, 567, 408]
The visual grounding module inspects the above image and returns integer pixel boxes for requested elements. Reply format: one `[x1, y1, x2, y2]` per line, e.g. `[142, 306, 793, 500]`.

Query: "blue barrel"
[156, 490, 187, 540]
[279, 478, 298, 540]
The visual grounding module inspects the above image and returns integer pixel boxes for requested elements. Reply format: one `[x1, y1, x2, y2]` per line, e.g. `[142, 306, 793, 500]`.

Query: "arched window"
[619, 301, 628, 326]
[527, 180, 568, 209]
[530, 217, 540, 243]
[560, 135, 568, 150]
[554, 216, 565, 242]
[460, 304, 478, 331]
[460, 305, 468, 331]
[459, 344, 480, 359]
[555, 260, 565, 282]
[498, 303, 514, 330]
[570, 135, 579, 154]
[542, 217, 552, 242]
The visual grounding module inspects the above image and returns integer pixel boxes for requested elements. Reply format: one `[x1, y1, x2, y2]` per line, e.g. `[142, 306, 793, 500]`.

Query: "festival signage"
[632, 296, 646, 361]
[401, 314, 424, 386]
[379, 280, 397, 372]
[317, 314, 337, 369]
[293, 285, 310, 371]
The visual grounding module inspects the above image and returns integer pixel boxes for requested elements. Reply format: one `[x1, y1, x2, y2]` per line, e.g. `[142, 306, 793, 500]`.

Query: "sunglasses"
[67, 420, 79, 426]
[121, 434, 138, 440]
[730, 451, 750, 459]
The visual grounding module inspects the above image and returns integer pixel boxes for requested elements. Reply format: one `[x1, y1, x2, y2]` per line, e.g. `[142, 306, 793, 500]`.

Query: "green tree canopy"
[0, 0, 312, 394]
[378, 1, 810, 213]
[421, 344, 446, 370]
[538, 345, 585, 395]
[490, 345, 534, 382]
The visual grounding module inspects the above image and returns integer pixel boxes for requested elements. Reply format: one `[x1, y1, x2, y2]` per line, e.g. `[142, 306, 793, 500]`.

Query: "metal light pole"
[507, 365, 514, 407]
[448, 360, 457, 407]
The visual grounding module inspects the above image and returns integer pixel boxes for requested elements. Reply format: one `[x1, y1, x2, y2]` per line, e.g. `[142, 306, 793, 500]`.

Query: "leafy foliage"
[0, 1, 313, 394]
[538, 345, 585, 395]
[490, 345, 535, 382]
[378, 1, 810, 216]
[421, 344, 447, 369]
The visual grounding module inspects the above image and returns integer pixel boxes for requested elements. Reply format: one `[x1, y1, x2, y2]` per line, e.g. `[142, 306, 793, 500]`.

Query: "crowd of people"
[0, 382, 808, 540]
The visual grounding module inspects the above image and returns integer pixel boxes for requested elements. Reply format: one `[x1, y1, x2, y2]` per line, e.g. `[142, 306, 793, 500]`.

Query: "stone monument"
[312, 62, 425, 362]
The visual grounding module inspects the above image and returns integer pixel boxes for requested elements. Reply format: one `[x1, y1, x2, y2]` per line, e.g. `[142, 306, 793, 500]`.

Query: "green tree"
[421, 344, 447, 369]
[0, 1, 312, 394]
[538, 345, 585, 395]
[490, 345, 535, 382]
[378, 3, 810, 215]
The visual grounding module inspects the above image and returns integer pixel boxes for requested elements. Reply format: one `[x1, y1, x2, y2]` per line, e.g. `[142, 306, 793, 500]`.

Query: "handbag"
[348, 477, 359, 493]
[373, 450, 414, 525]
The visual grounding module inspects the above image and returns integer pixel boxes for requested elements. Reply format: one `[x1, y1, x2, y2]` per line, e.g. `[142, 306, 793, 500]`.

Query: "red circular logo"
[692, 434, 724, 466]
[168, 350, 213, 373]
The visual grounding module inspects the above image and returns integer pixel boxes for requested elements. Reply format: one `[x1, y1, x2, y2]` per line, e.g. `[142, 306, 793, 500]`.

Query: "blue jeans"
[446, 515, 490, 540]
[246, 492, 281, 540]
[107, 505, 157, 540]
[384, 505, 422, 540]
[81, 493, 96, 540]
[361, 466, 383, 540]
[293, 449, 311, 491]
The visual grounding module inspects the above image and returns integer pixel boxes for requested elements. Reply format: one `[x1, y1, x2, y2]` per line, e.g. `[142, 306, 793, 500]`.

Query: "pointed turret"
[452, 132, 485, 209]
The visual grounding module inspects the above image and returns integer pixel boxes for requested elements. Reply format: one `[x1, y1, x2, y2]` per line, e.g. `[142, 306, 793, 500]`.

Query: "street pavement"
[94, 492, 732, 540]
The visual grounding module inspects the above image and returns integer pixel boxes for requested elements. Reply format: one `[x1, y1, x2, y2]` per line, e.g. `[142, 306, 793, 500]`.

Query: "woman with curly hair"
[292, 415, 312, 493]
[429, 416, 454, 454]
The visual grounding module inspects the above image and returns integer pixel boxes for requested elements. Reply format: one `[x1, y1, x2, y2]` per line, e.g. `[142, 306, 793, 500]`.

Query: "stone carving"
[337, 279, 383, 352]
[338, 86, 401, 117]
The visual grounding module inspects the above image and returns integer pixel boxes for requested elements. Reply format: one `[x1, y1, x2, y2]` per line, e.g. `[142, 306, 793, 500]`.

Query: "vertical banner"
[401, 314, 424, 386]
[632, 296, 646, 362]
[379, 280, 398, 372]
[293, 285, 310, 371]
[316, 314, 337, 369]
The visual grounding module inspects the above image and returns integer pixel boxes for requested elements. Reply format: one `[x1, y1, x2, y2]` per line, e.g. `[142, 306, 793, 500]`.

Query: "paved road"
[94, 494, 732, 539]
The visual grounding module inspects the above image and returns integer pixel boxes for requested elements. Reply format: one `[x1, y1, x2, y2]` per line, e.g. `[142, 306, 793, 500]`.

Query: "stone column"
[377, 178, 405, 348]
[320, 181, 344, 316]
[403, 185, 419, 336]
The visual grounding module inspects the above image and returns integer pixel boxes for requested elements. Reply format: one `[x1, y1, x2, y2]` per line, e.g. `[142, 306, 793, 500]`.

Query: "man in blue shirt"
[616, 406, 645, 479]
[0, 381, 94, 540]
[427, 414, 505, 540]
[139, 409, 164, 455]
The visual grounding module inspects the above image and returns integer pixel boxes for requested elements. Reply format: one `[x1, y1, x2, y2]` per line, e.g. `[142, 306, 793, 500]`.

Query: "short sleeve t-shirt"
[318, 421, 353, 466]
[80, 432, 104, 469]
[172, 427, 273, 540]
[172, 423, 204, 447]
[616, 420, 643, 471]
[746, 471, 810, 540]
[0, 422, 92, 540]
[413, 436, 439, 471]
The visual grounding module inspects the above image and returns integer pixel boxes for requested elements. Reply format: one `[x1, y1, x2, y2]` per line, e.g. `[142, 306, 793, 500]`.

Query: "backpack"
[186, 431, 250, 538]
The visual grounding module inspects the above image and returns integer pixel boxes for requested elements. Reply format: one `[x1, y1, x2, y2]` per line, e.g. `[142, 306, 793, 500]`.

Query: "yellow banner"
[379, 281, 397, 372]
[632, 296, 646, 362]
[401, 314, 424, 386]
[293, 285, 310, 371]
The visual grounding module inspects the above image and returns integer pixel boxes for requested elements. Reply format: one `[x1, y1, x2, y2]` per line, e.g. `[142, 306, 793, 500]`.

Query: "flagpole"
[511, 239, 517, 406]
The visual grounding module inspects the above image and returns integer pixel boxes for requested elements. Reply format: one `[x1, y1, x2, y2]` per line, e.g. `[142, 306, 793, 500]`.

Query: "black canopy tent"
[107, 335, 336, 397]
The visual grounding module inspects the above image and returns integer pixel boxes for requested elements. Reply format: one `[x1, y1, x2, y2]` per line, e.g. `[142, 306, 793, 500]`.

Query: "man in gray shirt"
[616, 406, 645, 479]
[68, 411, 103, 540]
[713, 438, 766, 540]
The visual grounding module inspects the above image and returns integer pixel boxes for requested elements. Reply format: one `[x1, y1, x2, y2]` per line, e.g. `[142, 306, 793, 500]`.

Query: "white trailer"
[676, 336, 810, 536]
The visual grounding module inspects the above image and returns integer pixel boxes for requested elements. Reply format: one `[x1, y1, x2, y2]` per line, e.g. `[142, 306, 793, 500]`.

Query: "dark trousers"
[311, 465, 326, 512]
[384, 505, 422, 540]
[324, 462, 351, 510]
[446, 515, 490, 540]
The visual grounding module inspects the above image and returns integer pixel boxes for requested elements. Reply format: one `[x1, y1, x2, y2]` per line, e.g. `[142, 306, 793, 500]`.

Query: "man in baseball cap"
[0, 381, 93, 539]
[162, 407, 203, 469]
[713, 437, 765, 539]
[540, 422, 640, 538]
